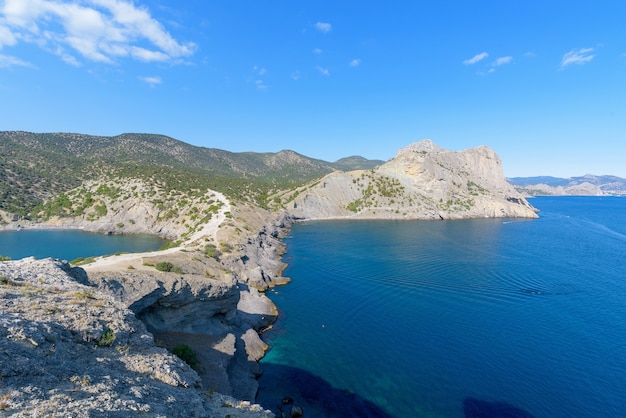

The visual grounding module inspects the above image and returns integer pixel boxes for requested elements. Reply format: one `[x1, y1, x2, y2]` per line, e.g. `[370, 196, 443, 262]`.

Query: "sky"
[1, 0, 625, 178]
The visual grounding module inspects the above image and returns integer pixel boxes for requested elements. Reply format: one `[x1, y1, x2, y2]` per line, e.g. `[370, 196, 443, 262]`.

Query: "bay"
[257, 196, 626, 417]
[0, 229, 168, 262]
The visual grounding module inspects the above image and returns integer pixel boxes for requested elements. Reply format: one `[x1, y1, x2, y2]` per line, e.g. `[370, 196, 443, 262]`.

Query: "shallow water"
[258, 196, 626, 417]
[0, 229, 168, 261]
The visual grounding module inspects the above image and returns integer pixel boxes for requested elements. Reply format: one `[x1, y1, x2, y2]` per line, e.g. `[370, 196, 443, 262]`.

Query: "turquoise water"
[258, 197, 626, 417]
[0, 229, 168, 261]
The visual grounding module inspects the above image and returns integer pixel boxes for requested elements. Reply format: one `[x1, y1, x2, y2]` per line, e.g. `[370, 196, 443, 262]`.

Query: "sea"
[257, 196, 626, 418]
[0, 229, 168, 261]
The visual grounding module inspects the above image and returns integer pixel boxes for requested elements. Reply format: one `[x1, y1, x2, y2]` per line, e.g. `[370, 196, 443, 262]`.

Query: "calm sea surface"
[257, 196, 626, 417]
[0, 229, 168, 261]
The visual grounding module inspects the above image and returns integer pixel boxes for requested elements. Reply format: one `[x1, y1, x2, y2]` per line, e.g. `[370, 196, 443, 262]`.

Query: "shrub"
[155, 261, 183, 274]
[173, 343, 198, 370]
[98, 328, 116, 347]
[204, 244, 221, 260]
[159, 240, 180, 251]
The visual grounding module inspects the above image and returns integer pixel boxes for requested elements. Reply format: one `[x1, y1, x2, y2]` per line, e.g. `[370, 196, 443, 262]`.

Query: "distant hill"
[332, 156, 385, 171]
[508, 174, 626, 196]
[0, 131, 380, 217]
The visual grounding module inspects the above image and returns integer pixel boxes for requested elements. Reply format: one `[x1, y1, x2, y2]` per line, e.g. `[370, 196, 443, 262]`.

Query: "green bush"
[155, 261, 183, 274]
[173, 343, 198, 370]
[204, 244, 221, 260]
[97, 328, 116, 347]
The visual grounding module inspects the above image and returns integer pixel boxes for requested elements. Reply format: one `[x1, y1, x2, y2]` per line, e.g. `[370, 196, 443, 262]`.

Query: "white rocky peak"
[396, 139, 446, 156]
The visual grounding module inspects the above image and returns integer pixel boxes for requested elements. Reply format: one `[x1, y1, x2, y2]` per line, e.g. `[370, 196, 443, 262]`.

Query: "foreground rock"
[0, 257, 273, 417]
[82, 250, 278, 401]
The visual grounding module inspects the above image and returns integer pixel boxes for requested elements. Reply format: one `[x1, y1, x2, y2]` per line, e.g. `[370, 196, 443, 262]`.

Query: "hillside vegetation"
[0, 131, 381, 219]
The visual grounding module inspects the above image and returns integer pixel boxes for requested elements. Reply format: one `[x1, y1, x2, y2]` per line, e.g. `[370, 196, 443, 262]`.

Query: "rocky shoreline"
[0, 192, 292, 417]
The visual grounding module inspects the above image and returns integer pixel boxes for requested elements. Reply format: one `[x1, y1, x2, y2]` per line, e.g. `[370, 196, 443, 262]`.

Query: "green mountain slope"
[0, 131, 379, 217]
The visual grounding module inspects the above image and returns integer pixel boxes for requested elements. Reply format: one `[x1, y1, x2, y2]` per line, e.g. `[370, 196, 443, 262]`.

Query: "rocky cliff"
[0, 183, 280, 416]
[287, 140, 537, 220]
[0, 258, 273, 417]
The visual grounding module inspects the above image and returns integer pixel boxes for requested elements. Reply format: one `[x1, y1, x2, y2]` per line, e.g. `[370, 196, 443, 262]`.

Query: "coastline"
[0, 193, 289, 414]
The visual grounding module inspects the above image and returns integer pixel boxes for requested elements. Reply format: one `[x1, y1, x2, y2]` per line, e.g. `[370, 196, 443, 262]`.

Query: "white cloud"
[315, 21, 331, 34]
[0, 24, 17, 47]
[561, 47, 594, 68]
[0, 53, 33, 68]
[312, 47, 322, 54]
[463, 52, 488, 65]
[316, 65, 329, 76]
[492, 56, 512, 67]
[349, 58, 360, 67]
[291, 70, 301, 80]
[252, 65, 267, 75]
[140, 75, 161, 87]
[0, 0, 196, 65]
[255, 79, 267, 91]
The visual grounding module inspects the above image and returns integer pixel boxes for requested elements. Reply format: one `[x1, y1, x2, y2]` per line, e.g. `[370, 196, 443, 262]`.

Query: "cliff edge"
[0, 258, 273, 417]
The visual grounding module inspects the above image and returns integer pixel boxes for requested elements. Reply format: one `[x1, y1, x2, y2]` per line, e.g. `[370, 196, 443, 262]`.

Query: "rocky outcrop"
[0, 257, 273, 417]
[82, 250, 278, 402]
[287, 140, 537, 220]
[0, 181, 279, 415]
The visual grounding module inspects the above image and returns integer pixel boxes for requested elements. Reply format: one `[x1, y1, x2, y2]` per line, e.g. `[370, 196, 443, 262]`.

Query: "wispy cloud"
[312, 47, 322, 54]
[0, 53, 34, 68]
[561, 47, 594, 68]
[463, 52, 488, 65]
[492, 56, 512, 67]
[315, 21, 332, 34]
[251, 65, 268, 90]
[0, 0, 196, 66]
[252, 65, 267, 75]
[316, 65, 329, 76]
[291, 70, 301, 81]
[140, 76, 162, 87]
[349, 58, 360, 67]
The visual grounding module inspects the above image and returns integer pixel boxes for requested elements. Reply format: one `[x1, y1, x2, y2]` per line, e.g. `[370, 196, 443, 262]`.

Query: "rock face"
[82, 250, 278, 402]
[0, 258, 273, 417]
[288, 140, 537, 220]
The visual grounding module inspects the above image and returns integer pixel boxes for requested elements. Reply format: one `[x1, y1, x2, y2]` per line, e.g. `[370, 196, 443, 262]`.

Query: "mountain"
[332, 155, 385, 171]
[286, 140, 537, 220]
[0, 131, 379, 217]
[508, 174, 626, 196]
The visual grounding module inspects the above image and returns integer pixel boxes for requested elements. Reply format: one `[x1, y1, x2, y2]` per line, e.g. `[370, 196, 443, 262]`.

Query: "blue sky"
[1, 1, 625, 177]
